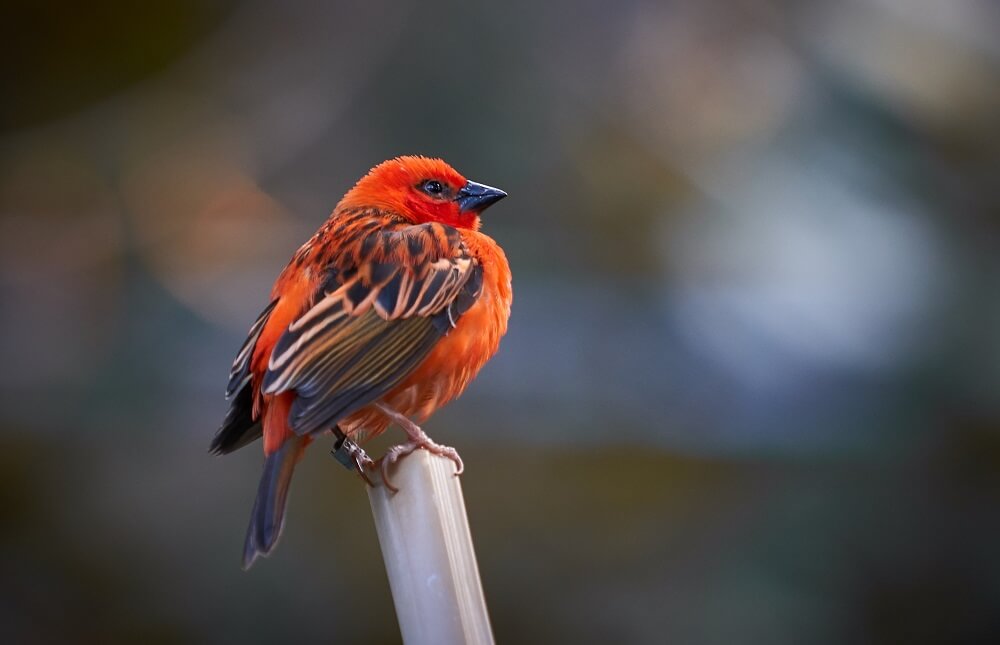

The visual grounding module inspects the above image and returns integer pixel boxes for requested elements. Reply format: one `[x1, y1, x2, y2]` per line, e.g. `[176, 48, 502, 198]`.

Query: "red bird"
[211, 156, 512, 568]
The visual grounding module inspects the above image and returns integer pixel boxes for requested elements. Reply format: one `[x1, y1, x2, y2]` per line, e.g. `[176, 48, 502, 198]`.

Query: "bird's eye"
[422, 180, 445, 196]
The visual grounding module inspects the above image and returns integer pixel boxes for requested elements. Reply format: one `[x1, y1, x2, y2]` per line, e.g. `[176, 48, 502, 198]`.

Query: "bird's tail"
[242, 435, 307, 569]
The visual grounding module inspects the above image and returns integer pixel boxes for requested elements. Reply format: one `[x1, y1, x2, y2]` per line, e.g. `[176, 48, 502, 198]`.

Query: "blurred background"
[1, 0, 998, 642]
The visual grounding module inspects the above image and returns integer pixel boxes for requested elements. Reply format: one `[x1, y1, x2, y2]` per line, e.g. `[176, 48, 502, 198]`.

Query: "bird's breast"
[386, 232, 512, 420]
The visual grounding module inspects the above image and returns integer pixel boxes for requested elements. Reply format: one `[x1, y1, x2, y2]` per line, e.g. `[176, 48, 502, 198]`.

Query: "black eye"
[422, 180, 444, 196]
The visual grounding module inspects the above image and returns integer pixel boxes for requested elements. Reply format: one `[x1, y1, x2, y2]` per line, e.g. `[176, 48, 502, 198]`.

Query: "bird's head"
[338, 156, 506, 230]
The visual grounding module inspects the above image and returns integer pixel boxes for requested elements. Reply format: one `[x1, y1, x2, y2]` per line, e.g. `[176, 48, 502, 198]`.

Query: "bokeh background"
[2, 0, 999, 643]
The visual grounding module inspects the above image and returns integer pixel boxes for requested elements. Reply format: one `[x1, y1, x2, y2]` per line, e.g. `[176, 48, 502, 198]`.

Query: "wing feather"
[261, 221, 484, 436]
[213, 300, 278, 454]
[226, 300, 278, 399]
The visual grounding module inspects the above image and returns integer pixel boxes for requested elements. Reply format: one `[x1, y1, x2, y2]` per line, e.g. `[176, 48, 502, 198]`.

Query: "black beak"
[456, 180, 507, 213]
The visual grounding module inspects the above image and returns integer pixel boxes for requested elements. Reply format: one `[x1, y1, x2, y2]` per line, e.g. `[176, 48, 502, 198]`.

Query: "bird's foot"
[374, 403, 464, 493]
[378, 436, 464, 493]
[331, 433, 376, 487]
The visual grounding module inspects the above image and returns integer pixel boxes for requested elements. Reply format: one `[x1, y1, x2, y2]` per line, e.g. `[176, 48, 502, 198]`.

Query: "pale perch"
[367, 450, 495, 645]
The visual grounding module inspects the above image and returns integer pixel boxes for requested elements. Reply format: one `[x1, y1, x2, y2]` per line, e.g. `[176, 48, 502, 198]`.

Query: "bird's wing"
[226, 300, 278, 399]
[261, 222, 483, 436]
[209, 300, 278, 455]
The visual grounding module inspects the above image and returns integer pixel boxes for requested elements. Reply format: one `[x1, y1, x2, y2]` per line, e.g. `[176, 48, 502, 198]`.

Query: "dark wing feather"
[226, 300, 278, 399]
[261, 222, 483, 436]
[210, 385, 262, 455]
[212, 300, 277, 454]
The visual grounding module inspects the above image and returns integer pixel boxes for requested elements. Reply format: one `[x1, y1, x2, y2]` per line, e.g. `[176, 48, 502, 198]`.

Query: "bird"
[210, 156, 512, 569]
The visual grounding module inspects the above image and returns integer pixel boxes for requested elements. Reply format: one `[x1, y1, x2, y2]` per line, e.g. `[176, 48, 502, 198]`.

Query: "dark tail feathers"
[242, 436, 306, 569]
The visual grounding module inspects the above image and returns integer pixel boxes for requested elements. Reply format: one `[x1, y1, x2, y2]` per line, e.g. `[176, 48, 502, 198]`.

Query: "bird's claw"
[378, 439, 464, 493]
[371, 402, 463, 493]
[331, 435, 376, 487]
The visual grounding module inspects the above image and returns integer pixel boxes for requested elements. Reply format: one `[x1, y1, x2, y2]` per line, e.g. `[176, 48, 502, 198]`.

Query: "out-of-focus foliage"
[1, 0, 998, 643]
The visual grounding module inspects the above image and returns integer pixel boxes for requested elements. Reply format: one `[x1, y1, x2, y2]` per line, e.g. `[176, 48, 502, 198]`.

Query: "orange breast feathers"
[379, 230, 512, 423]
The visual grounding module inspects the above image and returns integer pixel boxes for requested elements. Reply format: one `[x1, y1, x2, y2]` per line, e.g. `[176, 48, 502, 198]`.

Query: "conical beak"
[455, 180, 507, 213]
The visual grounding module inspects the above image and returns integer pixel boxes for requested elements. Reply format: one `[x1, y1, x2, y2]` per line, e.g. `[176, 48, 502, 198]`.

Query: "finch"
[211, 156, 512, 569]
